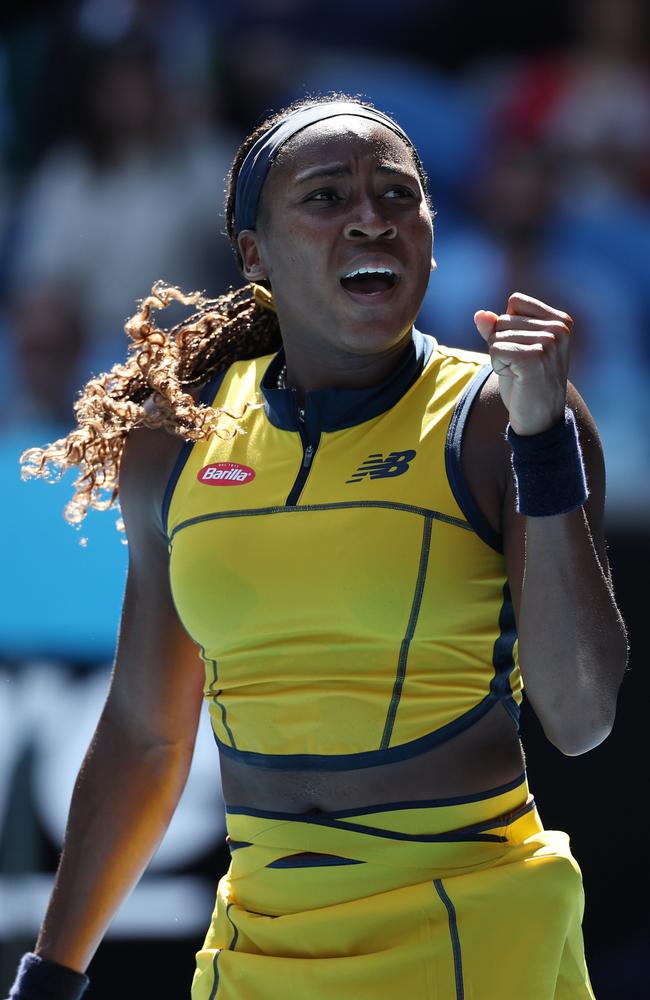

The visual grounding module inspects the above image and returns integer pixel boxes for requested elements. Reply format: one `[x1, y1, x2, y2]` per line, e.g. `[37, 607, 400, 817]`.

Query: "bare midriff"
[219, 702, 526, 816]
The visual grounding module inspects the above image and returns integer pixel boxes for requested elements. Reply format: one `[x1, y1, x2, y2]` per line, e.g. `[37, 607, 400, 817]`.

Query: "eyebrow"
[293, 162, 418, 184]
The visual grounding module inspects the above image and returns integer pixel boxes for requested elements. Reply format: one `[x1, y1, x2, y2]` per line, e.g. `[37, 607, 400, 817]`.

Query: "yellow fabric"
[166, 340, 523, 765]
[192, 776, 595, 999]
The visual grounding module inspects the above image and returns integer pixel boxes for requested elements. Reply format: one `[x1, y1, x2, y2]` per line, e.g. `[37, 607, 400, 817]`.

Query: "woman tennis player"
[9, 95, 627, 999]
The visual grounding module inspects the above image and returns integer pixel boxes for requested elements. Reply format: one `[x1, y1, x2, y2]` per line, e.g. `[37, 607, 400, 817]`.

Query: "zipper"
[285, 405, 319, 506]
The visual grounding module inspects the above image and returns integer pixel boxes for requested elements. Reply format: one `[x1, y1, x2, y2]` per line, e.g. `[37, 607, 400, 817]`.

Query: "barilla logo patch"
[198, 462, 256, 486]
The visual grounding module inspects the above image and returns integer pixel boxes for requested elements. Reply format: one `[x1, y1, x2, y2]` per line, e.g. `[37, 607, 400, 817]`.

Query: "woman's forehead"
[274, 116, 417, 176]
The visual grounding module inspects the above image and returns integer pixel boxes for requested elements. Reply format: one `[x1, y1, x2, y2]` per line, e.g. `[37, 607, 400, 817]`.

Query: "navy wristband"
[507, 408, 589, 517]
[8, 953, 89, 1000]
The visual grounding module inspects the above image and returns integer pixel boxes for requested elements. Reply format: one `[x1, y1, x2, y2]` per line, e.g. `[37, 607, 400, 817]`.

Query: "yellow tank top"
[164, 331, 522, 770]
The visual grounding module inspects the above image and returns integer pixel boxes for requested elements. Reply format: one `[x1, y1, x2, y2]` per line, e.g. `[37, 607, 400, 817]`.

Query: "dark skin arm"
[34, 425, 205, 972]
[464, 294, 628, 756]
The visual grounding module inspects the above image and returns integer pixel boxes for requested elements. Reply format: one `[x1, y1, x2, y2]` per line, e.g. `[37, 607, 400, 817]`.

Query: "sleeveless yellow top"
[164, 331, 522, 770]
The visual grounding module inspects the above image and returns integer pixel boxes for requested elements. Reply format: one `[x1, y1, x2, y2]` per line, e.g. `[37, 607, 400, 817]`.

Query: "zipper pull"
[298, 407, 305, 423]
[302, 444, 314, 469]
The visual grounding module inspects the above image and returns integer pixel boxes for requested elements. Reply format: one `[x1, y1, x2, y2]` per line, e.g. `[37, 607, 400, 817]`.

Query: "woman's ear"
[238, 230, 268, 281]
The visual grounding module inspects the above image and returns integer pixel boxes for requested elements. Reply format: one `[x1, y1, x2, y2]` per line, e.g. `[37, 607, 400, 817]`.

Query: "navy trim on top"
[380, 513, 433, 749]
[161, 369, 229, 537]
[490, 582, 521, 725]
[261, 329, 435, 434]
[445, 363, 503, 553]
[203, 647, 237, 748]
[161, 439, 193, 540]
[169, 499, 472, 544]
[214, 694, 502, 771]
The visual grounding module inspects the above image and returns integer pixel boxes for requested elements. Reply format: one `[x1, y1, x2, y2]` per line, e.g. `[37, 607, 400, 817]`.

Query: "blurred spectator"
[212, 0, 437, 70]
[75, 0, 215, 129]
[9, 36, 238, 375]
[1, 285, 86, 429]
[497, 0, 650, 202]
[487, 0, 650, 330]
[0, 5, 79, 179]
[218, 25, 309, 136]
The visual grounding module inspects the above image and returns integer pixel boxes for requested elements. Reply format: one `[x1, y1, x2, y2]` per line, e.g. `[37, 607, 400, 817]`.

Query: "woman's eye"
[303, 186, 416, 203]
[384, 186, 415, 199]
[306, 189, 339, 202]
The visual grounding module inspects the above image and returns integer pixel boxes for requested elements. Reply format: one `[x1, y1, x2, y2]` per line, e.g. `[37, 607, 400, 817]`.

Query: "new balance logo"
[346, 450, 416, 484]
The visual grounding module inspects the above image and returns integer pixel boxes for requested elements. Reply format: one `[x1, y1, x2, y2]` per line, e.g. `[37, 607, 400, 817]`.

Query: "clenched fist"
[474, 292, 573, 437]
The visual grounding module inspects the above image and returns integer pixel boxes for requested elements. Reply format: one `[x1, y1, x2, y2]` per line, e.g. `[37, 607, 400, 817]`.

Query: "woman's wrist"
[7, 953, 89, 1000]
[507, 407, 589, 517]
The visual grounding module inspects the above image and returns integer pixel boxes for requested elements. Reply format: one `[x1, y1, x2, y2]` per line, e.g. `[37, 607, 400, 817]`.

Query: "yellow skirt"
[193, 774, 595, 999]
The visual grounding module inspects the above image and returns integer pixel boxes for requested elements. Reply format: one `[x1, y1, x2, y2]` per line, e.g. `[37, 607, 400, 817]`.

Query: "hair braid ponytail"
[20, 282, 280, 526]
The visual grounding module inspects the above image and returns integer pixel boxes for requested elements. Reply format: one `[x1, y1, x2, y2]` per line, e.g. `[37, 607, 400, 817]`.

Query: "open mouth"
[340, 266, 399, 296]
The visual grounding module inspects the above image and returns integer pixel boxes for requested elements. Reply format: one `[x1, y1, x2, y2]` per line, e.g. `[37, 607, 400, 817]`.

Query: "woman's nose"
[343, 201, 397, 241]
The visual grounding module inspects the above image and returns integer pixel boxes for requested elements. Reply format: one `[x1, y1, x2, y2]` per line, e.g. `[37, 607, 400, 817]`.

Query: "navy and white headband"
[233, 101, 413, 234]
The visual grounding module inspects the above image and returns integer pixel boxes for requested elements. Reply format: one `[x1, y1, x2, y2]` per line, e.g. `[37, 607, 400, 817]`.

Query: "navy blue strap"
[445, 363, 503, 553]
[160, 368, 229, 538]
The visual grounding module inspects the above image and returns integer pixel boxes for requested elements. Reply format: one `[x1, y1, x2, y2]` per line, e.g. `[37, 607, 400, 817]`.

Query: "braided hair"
[20, 93, 430, 526]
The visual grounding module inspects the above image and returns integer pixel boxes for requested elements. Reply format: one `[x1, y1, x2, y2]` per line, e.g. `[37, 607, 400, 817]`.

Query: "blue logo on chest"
[346, 450, 417, 484]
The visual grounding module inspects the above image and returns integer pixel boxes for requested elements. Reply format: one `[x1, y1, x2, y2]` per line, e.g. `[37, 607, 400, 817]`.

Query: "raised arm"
[473, 294, 628, 756]
[28, 427, 205, 978]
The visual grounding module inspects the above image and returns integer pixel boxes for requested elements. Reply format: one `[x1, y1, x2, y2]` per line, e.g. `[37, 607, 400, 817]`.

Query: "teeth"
[344, 266, 395, 279]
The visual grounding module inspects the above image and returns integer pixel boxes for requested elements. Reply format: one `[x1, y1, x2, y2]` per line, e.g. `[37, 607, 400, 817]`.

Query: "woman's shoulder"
[120, 386, 206, 543]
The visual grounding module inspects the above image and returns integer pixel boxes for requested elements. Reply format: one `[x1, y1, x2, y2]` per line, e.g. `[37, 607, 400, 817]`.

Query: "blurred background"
[0, 0, 647, 996]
